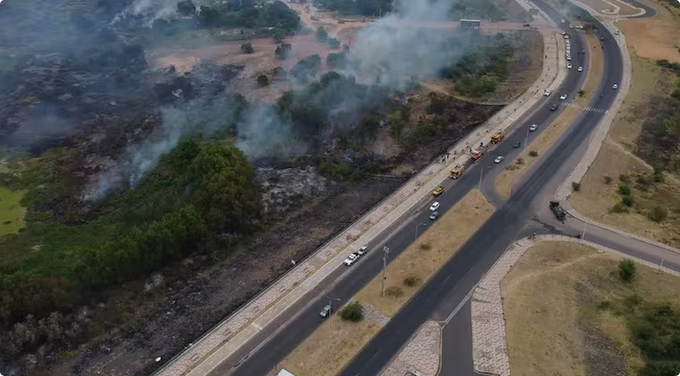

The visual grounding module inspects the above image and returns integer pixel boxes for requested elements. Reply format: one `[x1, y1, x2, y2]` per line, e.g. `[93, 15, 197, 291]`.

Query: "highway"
[214, 1, 677, 376]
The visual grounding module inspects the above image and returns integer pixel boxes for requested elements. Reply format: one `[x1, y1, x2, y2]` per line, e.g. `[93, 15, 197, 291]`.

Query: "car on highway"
[429, 202, 440, 211]
[567, 63, 572, 69]
[560, 93, 568, 100]
[513, 141, 521, 148]
[560, 31, 566, 35]
[544, 89, 551, 96]
[564, 35, 569, 39]
[550, 103, 558, 111]
[569, 24, 574, 29]
[561, 18, 565, 23]
[529, 124, 538, 132]
[343, 252, 359, 266]
[578, 66, 583, 72]
[319, 304, 331, 318]
[613, 83, 618, 90]
[432, 186, 444, 196]
[429, 211, 439, 220]
[566, 55, 571, 61]
[494, 156, 504, 164]
[357, 245, 369, 256]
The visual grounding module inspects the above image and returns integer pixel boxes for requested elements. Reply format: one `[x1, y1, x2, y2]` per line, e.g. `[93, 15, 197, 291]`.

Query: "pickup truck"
[549, 201, 567, 221]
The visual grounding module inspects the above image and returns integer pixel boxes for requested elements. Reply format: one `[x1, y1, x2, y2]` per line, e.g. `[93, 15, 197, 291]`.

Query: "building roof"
[276, 370, 297, 376]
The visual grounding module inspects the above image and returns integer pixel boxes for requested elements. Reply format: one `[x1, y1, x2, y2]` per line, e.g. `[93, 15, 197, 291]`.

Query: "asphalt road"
[219, 3, 670, 376]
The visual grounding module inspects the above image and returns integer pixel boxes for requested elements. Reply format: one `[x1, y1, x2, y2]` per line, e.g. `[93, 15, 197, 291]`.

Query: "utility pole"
[581, 220, 587, 240]
[381, 246, 389, 296]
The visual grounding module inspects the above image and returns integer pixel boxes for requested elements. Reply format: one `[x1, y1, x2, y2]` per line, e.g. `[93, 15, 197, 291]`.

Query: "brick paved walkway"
[380, 320, 442, 376]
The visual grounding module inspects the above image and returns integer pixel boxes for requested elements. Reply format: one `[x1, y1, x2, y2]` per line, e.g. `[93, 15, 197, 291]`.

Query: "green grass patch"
[0, 187, 26, 236]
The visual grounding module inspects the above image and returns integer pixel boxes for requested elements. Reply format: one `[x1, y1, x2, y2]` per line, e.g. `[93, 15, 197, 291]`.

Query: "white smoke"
[89, 0, 474, 199]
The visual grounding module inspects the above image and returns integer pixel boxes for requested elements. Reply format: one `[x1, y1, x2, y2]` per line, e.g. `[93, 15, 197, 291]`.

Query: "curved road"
[216, 1, 674, 376]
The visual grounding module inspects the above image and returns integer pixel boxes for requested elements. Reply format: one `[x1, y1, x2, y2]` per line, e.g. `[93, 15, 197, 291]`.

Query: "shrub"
[327, 37, 341, 49]
[275, 43, 292, 60]
[571, 182, 581, 191]
[528, 150, 538, 157]
[621, 195, 634, 207]
[419, 243, 431, 250]
[611, 202, 629, 213]
[604, 175, 613, 184]
[636, 174, 651, 186]
[618, 259, 636, 282]
[648, 206, 668, 222]
[340, 301, 364, 322]
[240, 42, 254, 54]
[256, 75, 269, 87]
[578, 89, 585, 97]
[403, 276, 422, 287]
[619, 174, 631, 184]
[385, 286, 403, 297]
[516, 157, 524, 165]
[652, 166, 664, 183]
[618, 185, 631, 196]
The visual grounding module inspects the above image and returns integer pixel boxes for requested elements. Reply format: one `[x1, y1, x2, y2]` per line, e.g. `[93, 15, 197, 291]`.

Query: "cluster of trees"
[628, 301, 680, 375]
[315, 26, 341, 49]
[0, 140, 261, 356]
[326, 51, 347, 68]
[314, 0, 392, 16]
[290, 54, 322, 80]
[152, 0, 300, 36]
[275, 43, 292, 59]
[442, 36, 514, 97]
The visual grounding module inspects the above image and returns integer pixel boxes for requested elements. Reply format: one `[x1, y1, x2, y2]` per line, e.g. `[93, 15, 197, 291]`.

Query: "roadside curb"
[470, 234, 680, 376]
[554, 2, 680, 256]
[155, 15, 568, 376]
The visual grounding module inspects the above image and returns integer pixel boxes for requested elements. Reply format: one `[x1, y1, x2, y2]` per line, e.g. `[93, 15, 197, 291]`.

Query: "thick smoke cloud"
[88, 0, 473, 199]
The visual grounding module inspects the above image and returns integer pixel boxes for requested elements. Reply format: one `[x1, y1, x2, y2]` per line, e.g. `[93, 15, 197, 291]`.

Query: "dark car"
[550, 103, 558, 111]
[513, 142, 521, 148]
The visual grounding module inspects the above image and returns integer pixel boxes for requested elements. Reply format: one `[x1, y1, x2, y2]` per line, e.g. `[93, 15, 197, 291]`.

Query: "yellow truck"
[450, 165, 465, 179]
[491, 130, 505, 144]
[432, 186, 444, 196]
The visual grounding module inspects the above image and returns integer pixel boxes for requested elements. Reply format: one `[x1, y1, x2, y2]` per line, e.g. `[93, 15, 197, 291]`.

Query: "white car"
[567, 55, 572, 61]
[429, 202, 440, 211]
[544, 89, 551, 96]
[569, 24, 574, 29]
[560, 31, 566, 35]
[567, 63, 572, 69]
[564, 35, 569, 39]
[561, 18, 565, 23]
[613, 84, 618, 90]
[560, 94, 568, 100]
[357, 245, 369, 256]
[578, 66, 583, 72]
[343, 252, 359, 266]
[429, 211, 439, 220]
[494, 156, 504, 164]
[529, 124, 538, 132]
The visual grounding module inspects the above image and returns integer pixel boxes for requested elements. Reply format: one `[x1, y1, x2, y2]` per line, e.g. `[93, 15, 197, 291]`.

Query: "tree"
[275, 43, 292, 60]
[241, 42, 254, 54]
[326, 37, 341, 49]
[177, 0, 196, 16]
[290, 54, 322, 79]
[315, 26, 328, 42]
[257, 75, 270, 87]
[326, 52, 346, 68]
[272, 28, 287, 43]
[618, 259, 636, 282]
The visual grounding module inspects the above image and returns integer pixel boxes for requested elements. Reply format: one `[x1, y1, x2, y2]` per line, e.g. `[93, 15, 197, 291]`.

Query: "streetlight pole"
[381, 246, 390, 296]
[415, 222, 427, 241]
[478, 166, 483, 190]
[581, 220, 587, 240]
[524, 126, 530, 152]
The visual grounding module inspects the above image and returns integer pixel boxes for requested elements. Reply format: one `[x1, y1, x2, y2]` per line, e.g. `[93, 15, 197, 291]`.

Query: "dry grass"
[617, 0, 680, 63]
[494, 33, 602, 199]
[570, 51, 680, 247]
[578, 0, 641, 15]
[273, 315, 380, 376]
[355, 189, 494, 316]
[502, 241, 680, 375]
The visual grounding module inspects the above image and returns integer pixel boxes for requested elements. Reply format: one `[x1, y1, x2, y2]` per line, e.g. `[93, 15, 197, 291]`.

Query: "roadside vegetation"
[503, 242, 680, 376]
[570, 1, 680, 247]
[277, 189, 494, 376]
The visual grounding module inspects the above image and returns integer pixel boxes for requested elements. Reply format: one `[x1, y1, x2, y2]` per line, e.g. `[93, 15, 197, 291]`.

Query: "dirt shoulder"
[570, 1, 680, 248]
[274, 189, 494, 376]
[617, 0, 680, 63]
[495, 32, 602, 199]
[502, 241, 680, 375]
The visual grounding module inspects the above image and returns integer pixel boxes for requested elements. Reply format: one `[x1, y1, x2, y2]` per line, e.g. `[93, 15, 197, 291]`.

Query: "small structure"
[276, 370, 297, 376]
[460, 19, 481, 29]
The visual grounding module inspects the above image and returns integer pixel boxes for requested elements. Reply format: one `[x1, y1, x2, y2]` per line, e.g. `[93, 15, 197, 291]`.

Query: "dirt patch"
[502, 241, 680, 375]
[273, 311, 381, 376]
[617, 0, 680, 63]
[355, 189, 494, 316]
[579, 0, 641, 15]
[495, 33, 602, 199]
